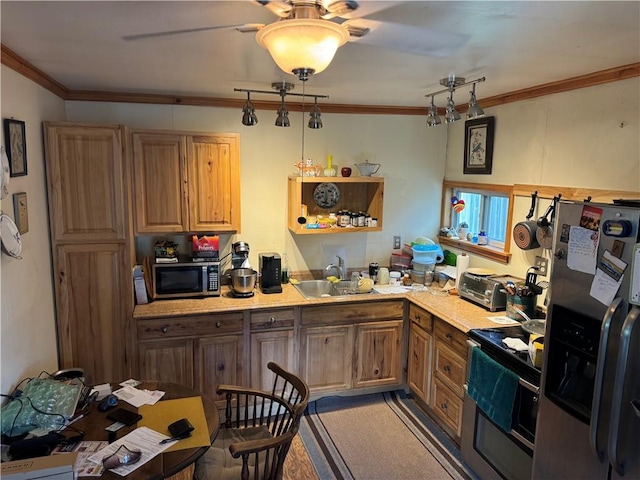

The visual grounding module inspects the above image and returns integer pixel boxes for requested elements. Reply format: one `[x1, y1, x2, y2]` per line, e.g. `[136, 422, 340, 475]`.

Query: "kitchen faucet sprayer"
[325, 255, 346, 281]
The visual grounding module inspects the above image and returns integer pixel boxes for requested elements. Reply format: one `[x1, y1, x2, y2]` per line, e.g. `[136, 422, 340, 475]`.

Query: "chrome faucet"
[325, 255, 346, 280]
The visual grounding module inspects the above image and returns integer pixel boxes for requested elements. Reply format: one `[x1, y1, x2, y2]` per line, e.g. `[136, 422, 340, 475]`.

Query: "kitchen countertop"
[134, 284, 508, 333]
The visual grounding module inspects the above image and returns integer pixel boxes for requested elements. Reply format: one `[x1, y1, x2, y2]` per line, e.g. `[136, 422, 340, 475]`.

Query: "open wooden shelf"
[287, 175, 384, 235]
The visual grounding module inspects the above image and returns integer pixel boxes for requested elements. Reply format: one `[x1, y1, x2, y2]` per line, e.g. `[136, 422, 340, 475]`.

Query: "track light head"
[308, 99, 322, 129]
[467, 84, 485, 119]
[426, 95, 441, 127]
[444, 96, 461, 124]
[241, 92, 258, 126]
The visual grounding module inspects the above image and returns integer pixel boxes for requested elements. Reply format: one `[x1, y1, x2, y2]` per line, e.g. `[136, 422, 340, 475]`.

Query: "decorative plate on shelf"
[313, 182, 340, 209]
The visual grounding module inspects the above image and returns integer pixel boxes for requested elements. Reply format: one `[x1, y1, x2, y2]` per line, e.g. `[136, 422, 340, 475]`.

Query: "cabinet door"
[408, 322, 432, 401]
[44, 123, 128, 242]
[250, 330, 295, 392]
[354, 320, 403, 388]
[138, 339, 194, 388]
[132, 132, 188, 233]
[187, 134, 240, 232]
[55, 243, 132, 384]
[300, 326, 353, 393]
[195, 335, 244, 404]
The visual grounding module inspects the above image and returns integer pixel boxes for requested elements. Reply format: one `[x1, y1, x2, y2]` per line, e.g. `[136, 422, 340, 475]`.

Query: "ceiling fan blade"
[344, 19, 469, 58]
[122, 23, 263, 41]
[255, 0, 293, 18]
[336, 1, 402, 20]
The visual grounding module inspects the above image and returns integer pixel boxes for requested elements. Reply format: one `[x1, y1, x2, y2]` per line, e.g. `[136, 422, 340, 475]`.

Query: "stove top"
[468, 325, 541, 386]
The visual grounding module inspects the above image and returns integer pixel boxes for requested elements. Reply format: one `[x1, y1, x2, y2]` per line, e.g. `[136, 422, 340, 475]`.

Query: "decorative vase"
[324, 167, 336, 177]
[341, 167, 352, 177]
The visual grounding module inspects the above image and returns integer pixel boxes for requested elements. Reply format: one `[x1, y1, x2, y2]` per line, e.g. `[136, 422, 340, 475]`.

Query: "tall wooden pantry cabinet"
[44, 122, 135, 384]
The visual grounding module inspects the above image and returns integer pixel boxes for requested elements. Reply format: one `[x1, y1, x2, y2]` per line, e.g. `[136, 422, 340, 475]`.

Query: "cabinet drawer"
[301, 300, 403, 326]
[431, 376, 463, 437]
[408, 303, 433, 332]
[434, 343, 466, 397]
[434, 319, 468, 359]
[250, 308, 295, 330]
[138, 313, 244, 340]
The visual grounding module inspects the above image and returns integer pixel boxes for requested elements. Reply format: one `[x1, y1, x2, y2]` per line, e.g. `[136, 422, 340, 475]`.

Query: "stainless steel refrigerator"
[533, 200, 640, 480]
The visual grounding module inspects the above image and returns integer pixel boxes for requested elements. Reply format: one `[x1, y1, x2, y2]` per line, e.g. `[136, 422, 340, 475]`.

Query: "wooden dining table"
[66, 381, 219, 479]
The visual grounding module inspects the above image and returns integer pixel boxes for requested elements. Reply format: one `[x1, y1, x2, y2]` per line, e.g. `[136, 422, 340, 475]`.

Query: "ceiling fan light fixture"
[256, 19, 349, 80]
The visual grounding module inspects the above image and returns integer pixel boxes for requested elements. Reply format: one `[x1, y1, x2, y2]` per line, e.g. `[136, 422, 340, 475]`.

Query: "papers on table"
[113, 385, 165, 407]
[52, 441, 108, 476]
[87, 427, 172, 476]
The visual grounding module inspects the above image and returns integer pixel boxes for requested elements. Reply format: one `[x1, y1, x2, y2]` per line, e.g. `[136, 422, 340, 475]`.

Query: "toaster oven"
[458, 273, 522, 311]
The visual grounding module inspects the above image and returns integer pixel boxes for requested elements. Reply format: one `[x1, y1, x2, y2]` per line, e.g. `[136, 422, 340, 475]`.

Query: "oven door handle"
[466, 340, 539, 395]
[590, 297, 625, 463]
[518, 377, 539, 395]
[509, 429, 535, 451]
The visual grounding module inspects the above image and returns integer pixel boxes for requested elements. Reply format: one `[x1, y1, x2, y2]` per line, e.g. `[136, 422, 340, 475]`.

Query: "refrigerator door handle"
[608, 306, 640, 476]
[590, 297, 624, 462]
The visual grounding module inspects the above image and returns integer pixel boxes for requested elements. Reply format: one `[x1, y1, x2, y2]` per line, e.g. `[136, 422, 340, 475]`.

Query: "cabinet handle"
[440, 402, 448, 410]
[216, 322, 222, 328]
[269, 317, 276, 324]
[161, 326, 168, 334]
[445, 332, 453, 340]
[415, 314, 421, 321]
[444, 364, 451, 373]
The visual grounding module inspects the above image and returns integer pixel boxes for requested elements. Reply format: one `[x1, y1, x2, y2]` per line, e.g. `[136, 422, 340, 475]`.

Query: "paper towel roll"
[456, 253, 470, 289]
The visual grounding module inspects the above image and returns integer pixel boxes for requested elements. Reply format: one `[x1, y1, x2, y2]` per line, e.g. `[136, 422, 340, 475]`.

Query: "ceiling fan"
[121, 0, 467, 58]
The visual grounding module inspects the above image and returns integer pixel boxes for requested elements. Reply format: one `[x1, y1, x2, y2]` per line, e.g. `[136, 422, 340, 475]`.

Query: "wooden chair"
[194, 362, 310, 480]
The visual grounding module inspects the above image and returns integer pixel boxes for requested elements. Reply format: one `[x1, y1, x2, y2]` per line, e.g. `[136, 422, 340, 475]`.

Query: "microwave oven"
[152, 260, 221, 299]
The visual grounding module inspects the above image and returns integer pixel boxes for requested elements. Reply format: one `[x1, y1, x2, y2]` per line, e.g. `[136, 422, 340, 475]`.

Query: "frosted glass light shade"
[256, 19, 349, 77]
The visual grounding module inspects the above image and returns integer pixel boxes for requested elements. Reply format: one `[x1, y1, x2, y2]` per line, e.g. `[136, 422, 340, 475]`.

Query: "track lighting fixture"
[424, 76, 486, 127]
[308, 97, 322, 129]
[234, 82, 328, 128]
[241, 92, 258, 126]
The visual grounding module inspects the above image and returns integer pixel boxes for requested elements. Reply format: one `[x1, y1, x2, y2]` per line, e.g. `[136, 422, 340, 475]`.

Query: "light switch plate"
[13, 192, 28, 234]
[535, 256, 548, 276]
[393, 235, 401, 249]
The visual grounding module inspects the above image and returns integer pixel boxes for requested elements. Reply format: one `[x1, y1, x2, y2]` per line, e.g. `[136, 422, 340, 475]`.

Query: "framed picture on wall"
[463, 116, 494, 175]
[3, 119, 27, 177]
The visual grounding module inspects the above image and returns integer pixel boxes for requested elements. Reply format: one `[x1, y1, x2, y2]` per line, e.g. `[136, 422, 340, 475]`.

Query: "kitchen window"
[440, 181, 514, 263]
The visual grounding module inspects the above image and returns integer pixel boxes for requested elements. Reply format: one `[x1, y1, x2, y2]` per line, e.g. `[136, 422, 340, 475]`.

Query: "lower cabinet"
[137, 312, 244, 406]
[300, 325, 354, 393]
[407, 303, 434, 402]
[196, 335, 244, 404]
[430, 317, 469, 441]
[250, 308, 296, 392]
[299, 300, 404, 396]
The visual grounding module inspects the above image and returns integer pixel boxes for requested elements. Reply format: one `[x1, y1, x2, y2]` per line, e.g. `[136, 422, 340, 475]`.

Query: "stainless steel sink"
[292, 279, 377, 299]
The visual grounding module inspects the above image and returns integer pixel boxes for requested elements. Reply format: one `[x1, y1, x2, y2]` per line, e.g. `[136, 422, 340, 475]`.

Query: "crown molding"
[2, 43, 638, 115]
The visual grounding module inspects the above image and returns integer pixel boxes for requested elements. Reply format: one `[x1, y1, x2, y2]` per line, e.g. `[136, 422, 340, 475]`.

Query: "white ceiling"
[1, 1, 639, 107]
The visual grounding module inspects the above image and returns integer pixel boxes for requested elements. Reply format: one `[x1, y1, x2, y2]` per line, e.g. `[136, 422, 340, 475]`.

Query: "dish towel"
[467, 347, 519, 432]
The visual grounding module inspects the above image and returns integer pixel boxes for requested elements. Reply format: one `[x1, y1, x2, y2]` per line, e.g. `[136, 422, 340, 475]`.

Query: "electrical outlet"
[393, 235, 401, 249]
[535, 256, 549, 276]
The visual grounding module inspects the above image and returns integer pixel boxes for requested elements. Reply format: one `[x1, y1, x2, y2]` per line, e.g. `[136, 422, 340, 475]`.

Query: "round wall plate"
[1, 213, 23, 259]
[313, 182, 340, 209]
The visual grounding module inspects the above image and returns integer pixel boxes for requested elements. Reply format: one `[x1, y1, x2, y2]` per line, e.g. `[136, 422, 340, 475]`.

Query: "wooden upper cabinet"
[132, 131, 241, 234]
[44, 124, 128, 242]
[132, 132, 187, 233]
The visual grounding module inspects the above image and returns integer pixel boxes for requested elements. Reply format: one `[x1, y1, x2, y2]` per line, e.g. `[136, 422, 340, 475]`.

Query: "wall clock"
[313, 182, 340, 209]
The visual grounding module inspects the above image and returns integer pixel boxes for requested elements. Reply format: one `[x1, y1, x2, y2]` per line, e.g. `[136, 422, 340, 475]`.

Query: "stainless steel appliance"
[458, 273, 522, 311]
[462, 326, 541, 480]
[533, 200, 640, 479]
[152, 259, 220, 299]
[259, 253, 282, 294]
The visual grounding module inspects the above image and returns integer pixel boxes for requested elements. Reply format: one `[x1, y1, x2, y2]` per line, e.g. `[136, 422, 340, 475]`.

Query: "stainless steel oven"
[462, 327, 541, 480]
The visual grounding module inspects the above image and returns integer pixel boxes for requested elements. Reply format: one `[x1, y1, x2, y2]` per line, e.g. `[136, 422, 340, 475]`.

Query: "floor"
[283, 435, 319, 480]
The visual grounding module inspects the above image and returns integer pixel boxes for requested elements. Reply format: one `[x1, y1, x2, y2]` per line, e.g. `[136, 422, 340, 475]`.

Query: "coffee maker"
[259, 253, 282, 294]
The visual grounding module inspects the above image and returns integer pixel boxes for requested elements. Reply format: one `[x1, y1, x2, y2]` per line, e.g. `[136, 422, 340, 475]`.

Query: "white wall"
[1, 67, 638, 395]
[1, 66, 66, 395]
[65, 102, 447, 273]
